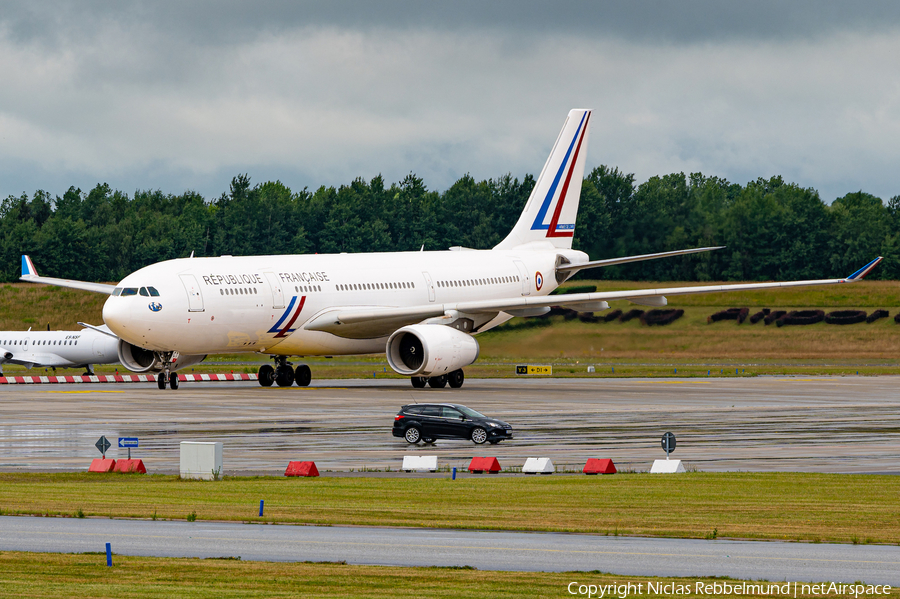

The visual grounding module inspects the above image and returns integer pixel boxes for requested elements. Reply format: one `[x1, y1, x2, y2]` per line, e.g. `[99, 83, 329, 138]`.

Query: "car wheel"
[471, 427, 488, 444]
[404, 426, 422, 444]
[411, 376, 427, 388]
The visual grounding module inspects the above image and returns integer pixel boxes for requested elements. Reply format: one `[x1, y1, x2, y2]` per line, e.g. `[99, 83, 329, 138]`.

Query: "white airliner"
[0, 324, 120, 375]
[20, 109, 882, 390]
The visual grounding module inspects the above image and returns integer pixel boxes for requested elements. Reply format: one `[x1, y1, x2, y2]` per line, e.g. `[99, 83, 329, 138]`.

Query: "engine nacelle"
[386, 324, 480, 377]
[117, 340, 206, 373]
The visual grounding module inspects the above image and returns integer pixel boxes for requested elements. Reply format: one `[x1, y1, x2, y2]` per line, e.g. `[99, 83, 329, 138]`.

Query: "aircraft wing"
[305, 257, 883, 338]
[19, 255, 116, 295]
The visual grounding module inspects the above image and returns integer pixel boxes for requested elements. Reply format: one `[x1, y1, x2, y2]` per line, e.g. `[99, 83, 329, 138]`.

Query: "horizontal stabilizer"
[19, 255, 116, 295]
[557, 246, 724, 274]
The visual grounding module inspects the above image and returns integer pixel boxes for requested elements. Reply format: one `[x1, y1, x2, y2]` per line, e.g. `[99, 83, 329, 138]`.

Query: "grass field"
[2, 472, 898, 544]
[4, 552, 881, 599]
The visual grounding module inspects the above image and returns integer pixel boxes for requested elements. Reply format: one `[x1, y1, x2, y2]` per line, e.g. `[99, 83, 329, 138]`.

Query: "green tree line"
[2, 168, 898, 283]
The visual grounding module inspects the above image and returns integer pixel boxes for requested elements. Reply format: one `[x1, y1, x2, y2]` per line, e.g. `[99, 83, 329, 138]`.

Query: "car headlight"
[487, 422, 500, 428]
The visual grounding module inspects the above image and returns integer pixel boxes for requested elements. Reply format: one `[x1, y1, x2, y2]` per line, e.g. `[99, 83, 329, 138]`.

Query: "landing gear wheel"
[411, 376, 427, 388]
[404, 426, 422, 444]
[471, 427, 488, 445]
[294, 364, 311, 387]
[157, 372, 167, 390]
[275, 365, 295, 387]
[428, 375, 447, 388]
[448, 369, 464, 388]
[169, 372, 179, 390]
[258, 364, 275, 387]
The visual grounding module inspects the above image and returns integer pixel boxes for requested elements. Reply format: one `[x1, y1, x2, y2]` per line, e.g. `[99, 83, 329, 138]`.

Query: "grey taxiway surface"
[0, 376, 898, 473]
[2, 517, 899, 584]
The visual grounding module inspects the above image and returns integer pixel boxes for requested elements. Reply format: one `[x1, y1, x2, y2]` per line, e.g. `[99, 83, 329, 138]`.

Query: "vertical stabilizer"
[494, 109, 591, 250]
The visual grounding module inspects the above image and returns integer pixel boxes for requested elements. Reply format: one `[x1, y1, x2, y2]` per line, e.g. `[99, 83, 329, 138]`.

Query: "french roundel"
[535, 272, 543, 291]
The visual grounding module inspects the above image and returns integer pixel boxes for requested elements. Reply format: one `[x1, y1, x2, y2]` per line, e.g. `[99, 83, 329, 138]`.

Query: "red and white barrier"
[285, 461, 319, 477]
[468, 457, 502, 474]
[583, 458, 617, 475]
[0, 373, 258, 384]
[113, 459, 147, 474]
[88, 458, 116, 472]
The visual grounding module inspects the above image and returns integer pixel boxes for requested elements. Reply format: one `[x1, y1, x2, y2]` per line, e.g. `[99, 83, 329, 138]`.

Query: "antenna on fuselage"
[189, 251, 195, 258]
[420, 244, 424, 252]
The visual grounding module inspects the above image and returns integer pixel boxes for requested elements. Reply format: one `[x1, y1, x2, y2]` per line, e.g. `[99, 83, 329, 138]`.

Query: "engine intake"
[386, 324, 479, 376]
[117, 340, 206, 373]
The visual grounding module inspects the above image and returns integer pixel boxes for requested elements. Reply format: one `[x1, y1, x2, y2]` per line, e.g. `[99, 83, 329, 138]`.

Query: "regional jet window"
[121, 288, 138, 296]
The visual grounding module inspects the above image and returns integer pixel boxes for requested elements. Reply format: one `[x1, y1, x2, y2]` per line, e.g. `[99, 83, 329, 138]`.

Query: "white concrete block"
[402, 455, 438, 472]
[522, 457, 554, 474]
[650, 459, 685, 473]
[180, 441, 223, 480]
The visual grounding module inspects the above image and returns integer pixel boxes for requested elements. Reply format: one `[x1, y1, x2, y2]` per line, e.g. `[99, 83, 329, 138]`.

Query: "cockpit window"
[139, 287, 149, 296]
[147, 286, 160, 297]
[120, 288, 138, 296]
[112, 288, 122, 296]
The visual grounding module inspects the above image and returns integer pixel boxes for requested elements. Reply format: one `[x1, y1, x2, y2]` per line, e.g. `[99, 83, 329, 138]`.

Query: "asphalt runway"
[0, 376, 898, 474]
[2, 517, 898, 584]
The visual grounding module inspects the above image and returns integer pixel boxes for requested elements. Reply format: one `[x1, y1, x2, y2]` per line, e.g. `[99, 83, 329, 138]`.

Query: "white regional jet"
[20, 109, 882, 390]
[0, 324, 119, 375]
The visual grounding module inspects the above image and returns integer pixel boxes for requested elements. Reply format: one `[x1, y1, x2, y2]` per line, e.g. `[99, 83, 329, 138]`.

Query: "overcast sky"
[2, 1, 900, 204]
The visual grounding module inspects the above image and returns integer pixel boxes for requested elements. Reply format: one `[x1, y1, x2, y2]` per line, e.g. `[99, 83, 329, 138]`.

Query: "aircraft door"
[513, 260, 531, 296]
[179, 274, 205, 312]
[263, 272, 285, 309]
[422, 271, 435, 302]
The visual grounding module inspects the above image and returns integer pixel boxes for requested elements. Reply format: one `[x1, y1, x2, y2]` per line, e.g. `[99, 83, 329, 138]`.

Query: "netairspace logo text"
[566, 581, 892, 598]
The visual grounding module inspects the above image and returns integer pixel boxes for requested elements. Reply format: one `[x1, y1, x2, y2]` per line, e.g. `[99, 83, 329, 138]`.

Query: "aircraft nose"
[102, 296, 129, 337]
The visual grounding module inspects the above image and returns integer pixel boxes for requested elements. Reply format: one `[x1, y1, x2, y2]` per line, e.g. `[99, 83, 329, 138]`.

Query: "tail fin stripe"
[530, 111, 589, 232]
[547, 111, 591, 238]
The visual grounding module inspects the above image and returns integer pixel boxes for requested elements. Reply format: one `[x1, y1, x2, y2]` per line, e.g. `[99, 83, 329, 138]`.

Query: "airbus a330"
[20, 109, 882, 390]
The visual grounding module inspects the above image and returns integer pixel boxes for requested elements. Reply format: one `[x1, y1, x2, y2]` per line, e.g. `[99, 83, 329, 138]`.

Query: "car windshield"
[456, 406, 486, 418]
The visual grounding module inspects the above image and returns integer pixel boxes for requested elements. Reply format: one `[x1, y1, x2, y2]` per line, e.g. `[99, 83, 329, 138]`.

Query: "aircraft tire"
[157, 372, 167, 390]
[428, 375, 447, 388]
[258, 365, 275, 387]
[169, 372, 179, 390]
[447, 369, 464, 388]
[275, 365, 295, 387]
[295, 364, 311, 386]
[411, 376, 427, 388]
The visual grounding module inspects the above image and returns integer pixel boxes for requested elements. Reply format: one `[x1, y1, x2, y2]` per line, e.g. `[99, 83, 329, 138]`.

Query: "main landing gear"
[258, 357, 312, 387]
[410, 369, 465, 389]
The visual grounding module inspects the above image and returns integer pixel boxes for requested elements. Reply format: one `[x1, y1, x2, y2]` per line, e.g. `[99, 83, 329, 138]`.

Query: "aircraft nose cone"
[102, 297, 129, 337]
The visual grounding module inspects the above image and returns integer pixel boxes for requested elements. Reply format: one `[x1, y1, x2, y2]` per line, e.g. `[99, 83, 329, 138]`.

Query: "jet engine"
[386, 324, 479, 377]
[117, 340, 206, 373]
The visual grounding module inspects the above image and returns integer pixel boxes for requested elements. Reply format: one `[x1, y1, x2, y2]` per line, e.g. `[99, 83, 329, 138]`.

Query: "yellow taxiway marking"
[42, 390, 125, 394]
[646, 381, 713, 384]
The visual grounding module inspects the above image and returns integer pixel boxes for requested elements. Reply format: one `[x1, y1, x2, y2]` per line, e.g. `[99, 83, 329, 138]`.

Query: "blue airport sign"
[118, 437, 139, 448]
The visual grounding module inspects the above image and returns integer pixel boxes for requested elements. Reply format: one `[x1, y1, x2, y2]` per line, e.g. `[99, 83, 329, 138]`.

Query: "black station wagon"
[392, 403, 513, 445]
